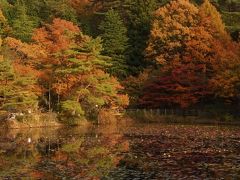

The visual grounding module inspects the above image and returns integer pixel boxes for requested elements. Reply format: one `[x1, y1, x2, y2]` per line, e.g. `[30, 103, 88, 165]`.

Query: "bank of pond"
[0, 108, 240, 129]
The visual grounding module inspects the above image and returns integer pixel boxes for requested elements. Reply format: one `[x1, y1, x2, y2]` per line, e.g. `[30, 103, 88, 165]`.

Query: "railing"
[126, 108, 239, 117]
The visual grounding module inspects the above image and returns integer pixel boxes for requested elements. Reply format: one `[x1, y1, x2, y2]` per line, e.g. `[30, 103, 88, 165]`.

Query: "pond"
[0, 123, 239, 179]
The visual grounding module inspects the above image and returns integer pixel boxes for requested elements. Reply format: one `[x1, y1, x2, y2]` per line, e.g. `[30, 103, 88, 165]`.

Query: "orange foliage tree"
[140, 0, 239, 108]
[200, 0, 240, 102]
[0, 37, 41, 112]
[140, 0, 213, 108]
[10, 18, 129, 119]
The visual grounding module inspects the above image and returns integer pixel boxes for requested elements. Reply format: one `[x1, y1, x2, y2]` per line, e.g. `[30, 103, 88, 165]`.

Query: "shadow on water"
[0, 123, 240, 179]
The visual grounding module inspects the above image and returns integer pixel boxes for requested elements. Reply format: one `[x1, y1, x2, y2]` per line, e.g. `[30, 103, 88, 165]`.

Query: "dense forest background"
[0, 0, 240, 122]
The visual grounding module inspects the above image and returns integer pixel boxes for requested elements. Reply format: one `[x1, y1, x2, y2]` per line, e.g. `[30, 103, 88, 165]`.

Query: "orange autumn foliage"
[5, 37, 43, 96]
[209, 40, 240, 99]
[32, 18, 80, 54]
[142, 0, 212, 108]
[31, 18, 81, 95]
[32, 18, 128, 112]
[141, 0, 240, 108]
[5, 18, 129, 114]
[70, 0, 91, 15]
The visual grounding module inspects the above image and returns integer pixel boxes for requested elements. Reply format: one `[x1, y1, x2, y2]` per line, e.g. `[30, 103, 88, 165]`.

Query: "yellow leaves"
[199, 0, 229, 40]
[147, 0, 203, 65]
[5, 37, 46, 59]
[144, 0, 240, 107]
[5, 37, 21, 48]
[0, 9, 6, 23]
[151, 21, 164, 38]
[172, 22, 183, 31]
[209, 71, 239, 98]
[155, 6, 166, 17]
[53, 80, 70, 96]
[117, 94, 129, 107]
[156, 0, 198, 19]
[156, 55, 166, 65]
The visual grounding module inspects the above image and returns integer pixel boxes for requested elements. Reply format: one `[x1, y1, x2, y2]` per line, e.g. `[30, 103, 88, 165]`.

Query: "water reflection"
[0, 124, 239, 179]
[0, 125, 129, 179]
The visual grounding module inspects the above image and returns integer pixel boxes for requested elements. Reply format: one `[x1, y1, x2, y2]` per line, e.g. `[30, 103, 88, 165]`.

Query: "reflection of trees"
[37, 124, 129, 179]
[0, 128, 63, 178]
[0, 124, 129, 179]
[0, 130, 40, 177]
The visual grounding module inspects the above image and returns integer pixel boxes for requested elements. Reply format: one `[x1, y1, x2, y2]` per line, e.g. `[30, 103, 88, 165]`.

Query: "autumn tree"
[140, 0, 219, 108]
[208, 42, 240, 100]
[199, 0, 229, 39]
[30, 18, 80, 111]
[139, 0, 240, 109]
[29, 18, 128, 120]
[199, 1, 240, 102]
[0, 37, 40, 112]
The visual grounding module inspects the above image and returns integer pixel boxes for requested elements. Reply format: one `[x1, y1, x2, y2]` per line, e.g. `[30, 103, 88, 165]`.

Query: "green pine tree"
[0, 36, 39, 113]
[0, 58, 14, 111]
[0, 54, 38, 112]
[99, 9, 129, 78]
[11, 3, 36, 42]
[125, 0, 157, 75]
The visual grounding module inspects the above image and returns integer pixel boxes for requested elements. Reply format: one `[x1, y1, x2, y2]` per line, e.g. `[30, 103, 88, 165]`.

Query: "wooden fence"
[126, 108, 238, 117]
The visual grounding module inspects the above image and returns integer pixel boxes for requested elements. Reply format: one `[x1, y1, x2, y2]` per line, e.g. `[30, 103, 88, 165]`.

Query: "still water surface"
[0, 123, 239, 179]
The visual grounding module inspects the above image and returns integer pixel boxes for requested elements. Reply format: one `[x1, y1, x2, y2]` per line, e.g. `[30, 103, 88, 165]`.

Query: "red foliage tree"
[140, 0, 212, 108]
